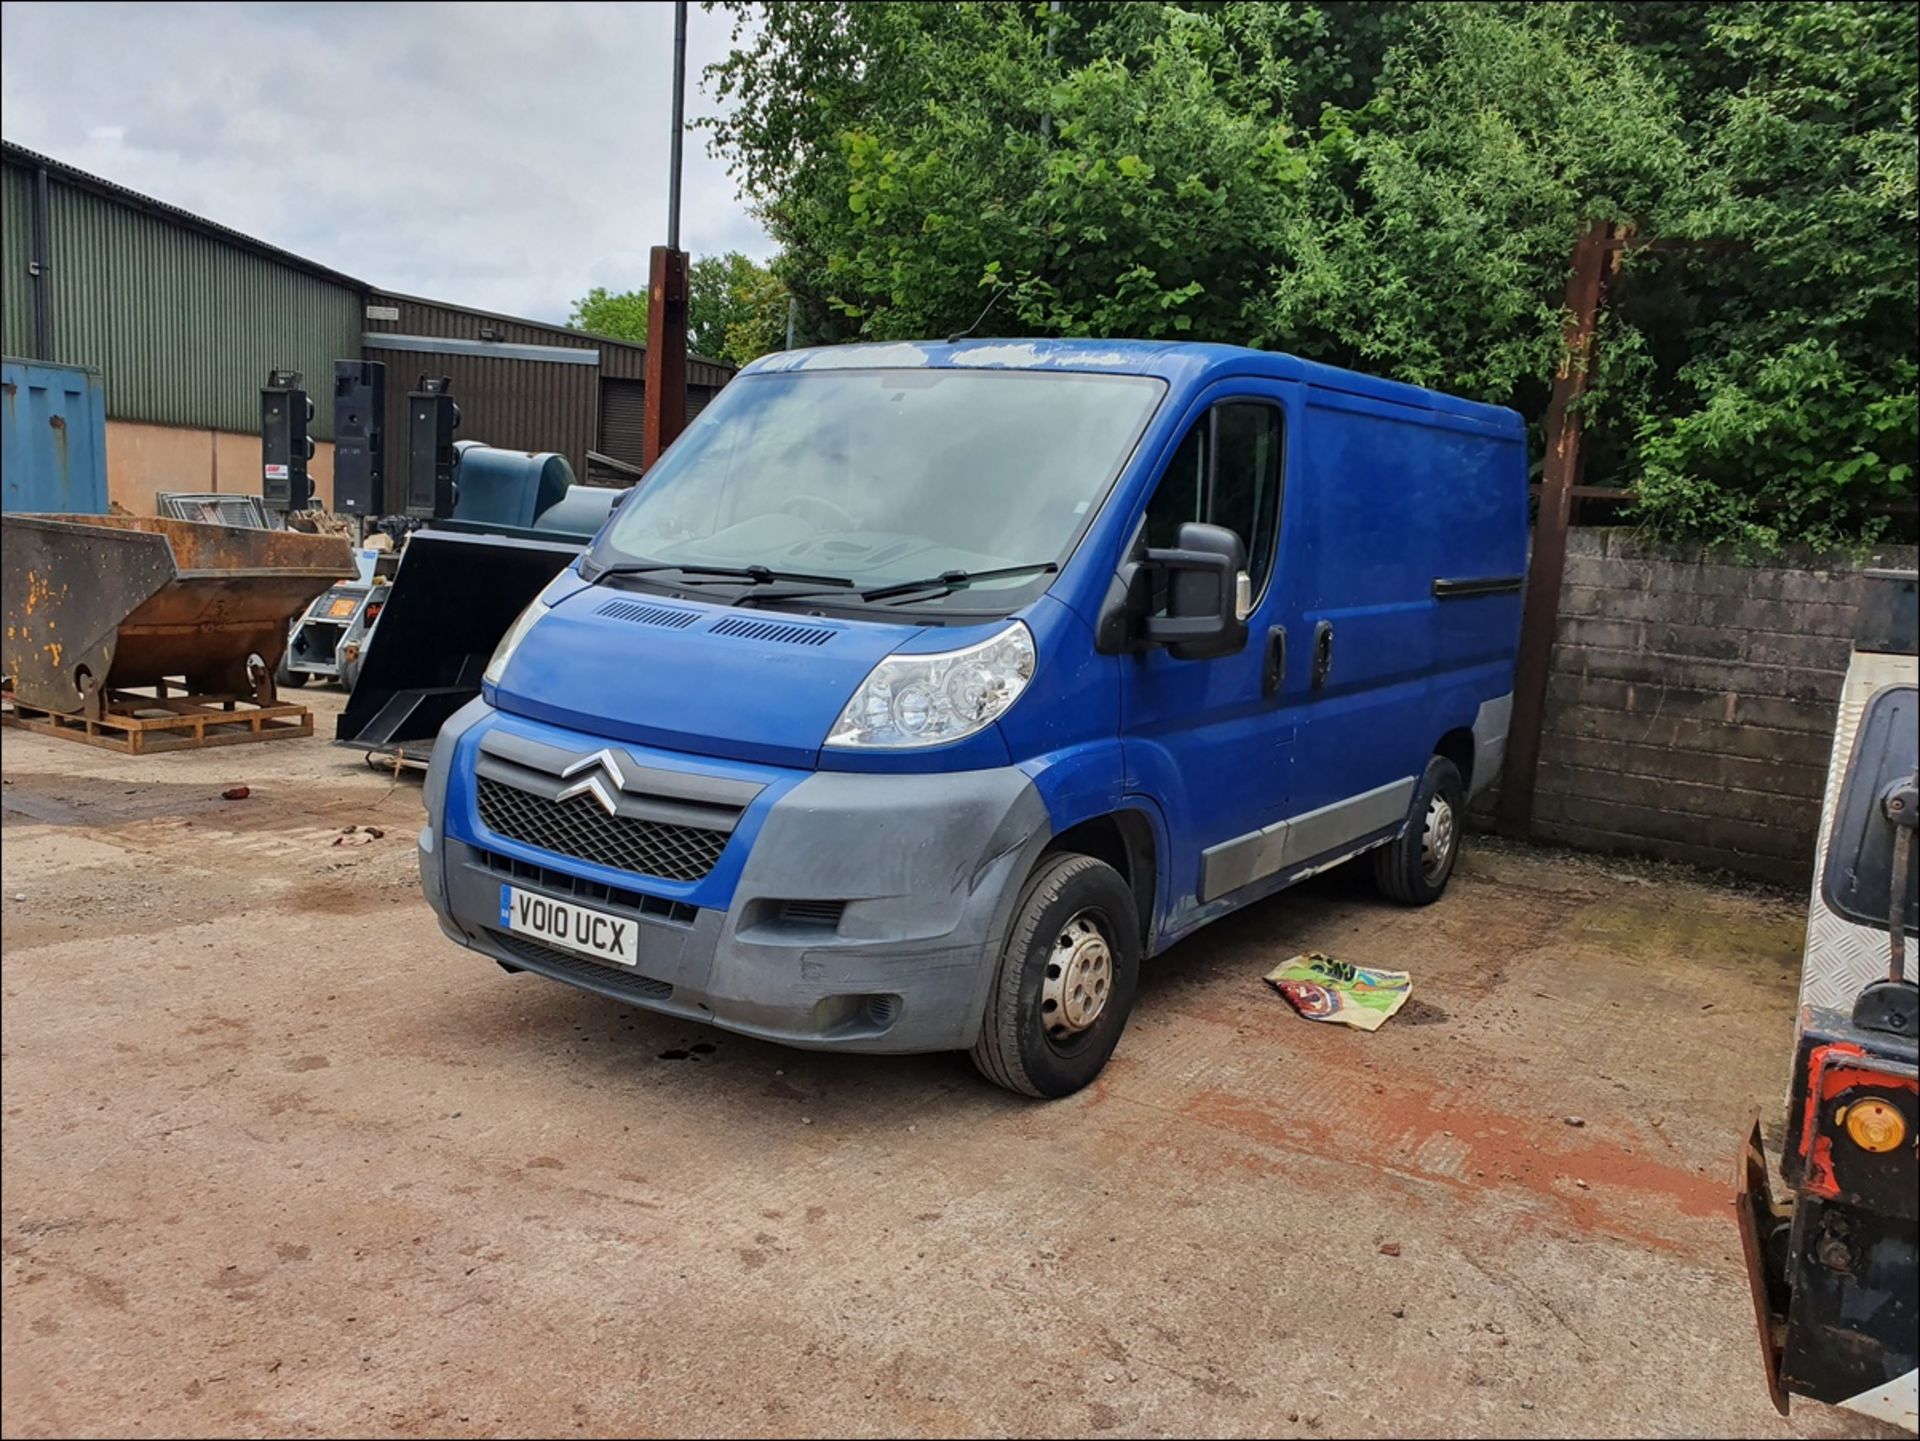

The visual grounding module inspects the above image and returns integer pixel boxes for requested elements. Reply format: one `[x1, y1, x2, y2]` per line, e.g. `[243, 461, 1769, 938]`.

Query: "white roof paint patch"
[747, 340, 1164, 375]
[950, 343, 1141, 369]
[752, 343, 938, 373]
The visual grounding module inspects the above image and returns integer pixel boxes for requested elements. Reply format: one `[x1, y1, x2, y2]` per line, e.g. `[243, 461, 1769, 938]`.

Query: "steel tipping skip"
[1, 513, 352, 715]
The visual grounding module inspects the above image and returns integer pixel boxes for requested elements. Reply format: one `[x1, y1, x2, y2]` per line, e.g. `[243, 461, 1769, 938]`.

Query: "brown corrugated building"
[361, 292, 734, 508]
[3, 139, 733, 515]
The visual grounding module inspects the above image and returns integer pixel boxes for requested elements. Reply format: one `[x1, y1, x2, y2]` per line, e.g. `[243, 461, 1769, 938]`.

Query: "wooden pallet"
[1, 689, 312, 755]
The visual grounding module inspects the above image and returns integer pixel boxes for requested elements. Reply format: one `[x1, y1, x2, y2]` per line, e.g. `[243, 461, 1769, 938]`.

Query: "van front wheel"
[970, 853, 1140, 1099]
[1372, 755, 1465, 906]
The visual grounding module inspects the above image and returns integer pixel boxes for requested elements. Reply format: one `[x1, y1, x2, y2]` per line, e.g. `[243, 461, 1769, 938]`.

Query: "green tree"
[704, 4, 1689, 362]
[720, 263, 794, 366]
[1623, 1, 1919, 549]
[567, 284, 651, 343]
[690, 251, 790, 365]
[1257, 6, 1690, 399]
[567, 251, 789, 366]
[702, 0, 1918, 550]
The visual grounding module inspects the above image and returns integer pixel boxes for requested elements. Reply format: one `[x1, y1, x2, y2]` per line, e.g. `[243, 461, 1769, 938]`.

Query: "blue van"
[418, 340, 1527, 1096]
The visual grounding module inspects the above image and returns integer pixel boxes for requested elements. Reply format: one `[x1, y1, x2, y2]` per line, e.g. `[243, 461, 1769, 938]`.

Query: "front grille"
[470, 845, 698, 925]
[476, 776, 730, 882]
[489, 929, 675, 1002]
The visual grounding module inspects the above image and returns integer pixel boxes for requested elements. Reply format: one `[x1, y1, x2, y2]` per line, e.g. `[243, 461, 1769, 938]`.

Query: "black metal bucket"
[333, 527, 581, 757]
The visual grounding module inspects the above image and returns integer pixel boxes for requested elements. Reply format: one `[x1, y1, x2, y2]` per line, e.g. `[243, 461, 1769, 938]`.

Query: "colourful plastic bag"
[1264, 952, 1411, 1031]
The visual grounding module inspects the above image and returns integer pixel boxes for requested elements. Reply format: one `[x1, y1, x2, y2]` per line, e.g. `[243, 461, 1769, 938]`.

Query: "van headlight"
[827, 621, 1035, 749]
[482, 597, 551, 687]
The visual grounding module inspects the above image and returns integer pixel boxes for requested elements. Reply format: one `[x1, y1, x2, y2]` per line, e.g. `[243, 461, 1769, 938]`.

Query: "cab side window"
[1141, 401, 1284, 601]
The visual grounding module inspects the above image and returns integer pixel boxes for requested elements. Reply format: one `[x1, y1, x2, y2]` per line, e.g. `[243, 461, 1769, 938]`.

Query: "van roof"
[744, 338, 1522, 431]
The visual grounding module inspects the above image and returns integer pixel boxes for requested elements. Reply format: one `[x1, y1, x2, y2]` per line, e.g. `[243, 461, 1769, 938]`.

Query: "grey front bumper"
[423, 739, 1052, 1054]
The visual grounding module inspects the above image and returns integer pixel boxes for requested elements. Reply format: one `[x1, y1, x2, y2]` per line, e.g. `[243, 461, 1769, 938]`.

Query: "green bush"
[703, 1, 1919, 550]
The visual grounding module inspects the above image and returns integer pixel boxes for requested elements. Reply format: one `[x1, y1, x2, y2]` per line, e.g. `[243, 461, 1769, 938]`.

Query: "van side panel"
[1426, 411, 1530, 699]
[1420, 409, 1528, 796]
[1286, 389, 1526, 824]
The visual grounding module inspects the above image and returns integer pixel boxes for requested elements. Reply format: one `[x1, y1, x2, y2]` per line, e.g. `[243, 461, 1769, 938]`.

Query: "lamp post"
[643, 0, 690, 467]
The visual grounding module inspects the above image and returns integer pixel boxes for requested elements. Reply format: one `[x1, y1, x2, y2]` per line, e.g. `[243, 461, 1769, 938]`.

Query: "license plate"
[499, 884, 637, 968]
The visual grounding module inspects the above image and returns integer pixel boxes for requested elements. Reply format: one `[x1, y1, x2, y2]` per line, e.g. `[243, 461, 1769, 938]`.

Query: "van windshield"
[588, 367, 1165, 609]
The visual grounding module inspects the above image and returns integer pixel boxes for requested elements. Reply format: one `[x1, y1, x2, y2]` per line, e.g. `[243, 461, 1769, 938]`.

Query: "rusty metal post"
[643, 246, 690, 466]
[1497, 220, 1613, 837]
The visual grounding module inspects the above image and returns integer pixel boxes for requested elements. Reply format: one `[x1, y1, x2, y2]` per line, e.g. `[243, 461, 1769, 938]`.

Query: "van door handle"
[1312, 620, 1334, 688]
[1263, 626, 1287, 696]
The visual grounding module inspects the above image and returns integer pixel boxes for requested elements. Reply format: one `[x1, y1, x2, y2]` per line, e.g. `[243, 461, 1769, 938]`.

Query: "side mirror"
[609, 486, 635, 511]
[1141, 522, 1250, 661]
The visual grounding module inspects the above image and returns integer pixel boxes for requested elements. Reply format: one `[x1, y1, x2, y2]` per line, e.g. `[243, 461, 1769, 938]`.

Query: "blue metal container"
[450, 440, 575, 529]
[2, 358, 108, 514]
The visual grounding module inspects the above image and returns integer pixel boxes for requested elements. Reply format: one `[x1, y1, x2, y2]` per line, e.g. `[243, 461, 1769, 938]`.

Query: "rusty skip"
[2, 514, 354, 714]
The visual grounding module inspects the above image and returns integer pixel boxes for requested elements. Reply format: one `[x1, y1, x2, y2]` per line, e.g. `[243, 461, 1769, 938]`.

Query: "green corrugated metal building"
[2, 141, 365, 438]
[0, 162, 35, 356]
[2, 139, 732, 510]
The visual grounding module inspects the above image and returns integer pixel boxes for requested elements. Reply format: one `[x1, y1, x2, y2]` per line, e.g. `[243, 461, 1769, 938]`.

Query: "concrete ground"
[0, 689, 1894, 1439]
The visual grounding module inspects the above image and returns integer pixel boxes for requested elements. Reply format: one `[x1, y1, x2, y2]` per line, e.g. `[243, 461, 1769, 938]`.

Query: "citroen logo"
[556, 748, 629, 817]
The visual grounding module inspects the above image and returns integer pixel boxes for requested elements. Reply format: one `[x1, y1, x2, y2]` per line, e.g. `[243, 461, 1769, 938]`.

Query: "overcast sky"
[0, 1, 773, 323]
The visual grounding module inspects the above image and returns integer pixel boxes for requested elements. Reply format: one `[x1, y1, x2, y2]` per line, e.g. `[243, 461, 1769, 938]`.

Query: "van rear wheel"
[1372, 755, 1465, 905]
[970, 853, 1139, 1099]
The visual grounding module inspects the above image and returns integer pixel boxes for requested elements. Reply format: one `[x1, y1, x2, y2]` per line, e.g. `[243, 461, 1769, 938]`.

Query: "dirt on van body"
[0, 690, 1893, 1438]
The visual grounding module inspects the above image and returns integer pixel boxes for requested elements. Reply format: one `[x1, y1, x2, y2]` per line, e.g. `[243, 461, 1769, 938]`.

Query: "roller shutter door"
[598, 378, 646, 466]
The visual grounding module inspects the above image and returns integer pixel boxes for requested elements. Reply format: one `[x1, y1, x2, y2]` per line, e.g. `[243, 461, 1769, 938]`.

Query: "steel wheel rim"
[1042, 911, 1113, 1041]
[1421, 793, 1457, 884]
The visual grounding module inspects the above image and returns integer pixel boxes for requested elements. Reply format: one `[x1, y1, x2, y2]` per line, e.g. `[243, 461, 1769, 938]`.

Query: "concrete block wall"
[1530, 529, 1917, 885]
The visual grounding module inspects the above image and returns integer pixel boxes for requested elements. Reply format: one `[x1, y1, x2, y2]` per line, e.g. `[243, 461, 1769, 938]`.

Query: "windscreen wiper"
[861, 562, 1060, 604]
[591, 560, 856, 589]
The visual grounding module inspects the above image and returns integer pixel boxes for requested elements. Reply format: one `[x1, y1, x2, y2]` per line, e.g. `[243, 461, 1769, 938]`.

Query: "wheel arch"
[1434, 726, 1476, 794]
[1042, 808, 1157, 949]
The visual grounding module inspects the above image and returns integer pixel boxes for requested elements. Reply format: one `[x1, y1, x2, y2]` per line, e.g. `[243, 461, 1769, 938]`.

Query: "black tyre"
[1371, 754, 1465, 905]
[970, 853, 1140, 1099]
[274, 653, 308, 689]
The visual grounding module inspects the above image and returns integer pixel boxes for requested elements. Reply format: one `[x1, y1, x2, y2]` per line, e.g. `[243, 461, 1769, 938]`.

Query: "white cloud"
[0, 0, 772, 323]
